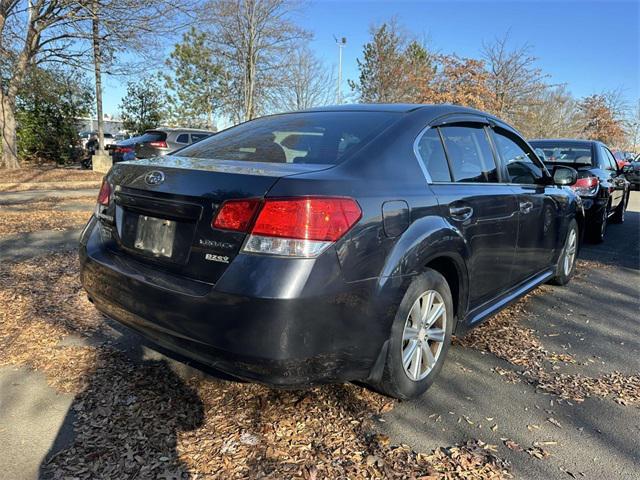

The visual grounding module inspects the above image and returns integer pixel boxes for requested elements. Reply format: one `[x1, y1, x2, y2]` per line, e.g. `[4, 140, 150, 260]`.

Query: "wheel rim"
[401, 290, 446, 381]
[563, 228, 577, 276]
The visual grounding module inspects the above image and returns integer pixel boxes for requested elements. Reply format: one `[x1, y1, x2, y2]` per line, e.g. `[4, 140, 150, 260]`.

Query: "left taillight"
[212, 199, 261, 232]
[97, 179, 111, 206]
[149, 140, 168, 148]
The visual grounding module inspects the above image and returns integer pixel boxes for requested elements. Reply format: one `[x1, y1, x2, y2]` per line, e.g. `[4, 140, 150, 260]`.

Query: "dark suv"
[80, 105, 583, 399]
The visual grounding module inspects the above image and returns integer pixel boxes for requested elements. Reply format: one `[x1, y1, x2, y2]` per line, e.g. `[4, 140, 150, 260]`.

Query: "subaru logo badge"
[144, 170, 165, 186]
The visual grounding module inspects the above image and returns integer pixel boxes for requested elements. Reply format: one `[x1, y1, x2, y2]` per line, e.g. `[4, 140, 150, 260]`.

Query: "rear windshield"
[176, 112, 400, 165]
[140, 131, 167, 142]
[529, 142, 593, 166]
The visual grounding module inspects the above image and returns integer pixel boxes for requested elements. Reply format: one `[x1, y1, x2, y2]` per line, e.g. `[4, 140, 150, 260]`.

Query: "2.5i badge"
[205, 253, 230, 264]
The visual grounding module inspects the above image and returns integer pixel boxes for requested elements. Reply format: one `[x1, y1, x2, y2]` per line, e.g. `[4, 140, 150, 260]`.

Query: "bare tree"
[625, 99, 640, 151]
[1, 0, 88, 169]
[204, 0, 309, 123]
[75, 0, 195, 151]
[516, 85, 581, 139]
[267, 45, 334, 112]
[481, 33, 548, 123]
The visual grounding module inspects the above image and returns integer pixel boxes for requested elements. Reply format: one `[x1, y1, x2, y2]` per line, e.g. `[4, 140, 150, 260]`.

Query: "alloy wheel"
[563, 228, 577, 276]
[401, 290, 447, 381]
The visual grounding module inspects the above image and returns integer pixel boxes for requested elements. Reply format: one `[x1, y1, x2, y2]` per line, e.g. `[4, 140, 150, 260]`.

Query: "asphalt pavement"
[0, 191, 638, 479]
[378, 192, 640, 479]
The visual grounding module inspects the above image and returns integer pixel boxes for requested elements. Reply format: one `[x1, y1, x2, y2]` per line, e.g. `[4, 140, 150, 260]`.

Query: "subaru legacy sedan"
[80, 104, 583, 399]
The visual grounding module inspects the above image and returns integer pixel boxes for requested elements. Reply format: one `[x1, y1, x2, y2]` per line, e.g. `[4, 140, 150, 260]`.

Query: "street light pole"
[334, 36, 346, 104]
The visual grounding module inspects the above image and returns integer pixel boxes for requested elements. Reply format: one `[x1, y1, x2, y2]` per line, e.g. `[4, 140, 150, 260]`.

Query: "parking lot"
[0, 174, 638, 479]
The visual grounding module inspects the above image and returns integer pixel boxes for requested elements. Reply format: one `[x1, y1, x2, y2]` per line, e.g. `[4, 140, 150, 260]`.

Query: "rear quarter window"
[175, 133, 189, 144]
[416, 128, 451, 182]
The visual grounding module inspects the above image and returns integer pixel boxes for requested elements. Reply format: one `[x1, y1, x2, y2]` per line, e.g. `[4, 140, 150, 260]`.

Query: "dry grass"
[2, 252, 511, 479]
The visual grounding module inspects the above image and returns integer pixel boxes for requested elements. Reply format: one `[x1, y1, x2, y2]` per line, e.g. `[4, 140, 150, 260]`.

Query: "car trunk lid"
[104, 156, 329, 284]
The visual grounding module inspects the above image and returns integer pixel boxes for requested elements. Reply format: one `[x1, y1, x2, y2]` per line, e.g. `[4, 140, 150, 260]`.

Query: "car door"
[490, 126, 558, 282]
[417, 119, 519, 309]
[601, 145, 625, 209]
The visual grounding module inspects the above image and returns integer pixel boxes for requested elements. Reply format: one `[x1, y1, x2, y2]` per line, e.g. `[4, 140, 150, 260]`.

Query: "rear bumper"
[79, 218, 394, 386]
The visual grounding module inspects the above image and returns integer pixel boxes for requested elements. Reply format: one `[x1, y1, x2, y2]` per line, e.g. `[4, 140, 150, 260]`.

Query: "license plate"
[134, 215, 176, 258]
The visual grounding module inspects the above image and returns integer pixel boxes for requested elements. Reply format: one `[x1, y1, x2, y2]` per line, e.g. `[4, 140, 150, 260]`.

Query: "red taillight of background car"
[149, 140, 168, 148]
[212, 197, 362, 257]
[570, 176, 599, 196]
[212, 199, 261, 231]
[97, 179, 111, 206]
[113, 146, 133, 154]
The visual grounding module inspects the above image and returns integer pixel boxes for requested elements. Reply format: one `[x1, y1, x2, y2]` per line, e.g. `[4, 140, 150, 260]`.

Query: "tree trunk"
[92, 0, 104, 151]
[0, 92, 20, 169]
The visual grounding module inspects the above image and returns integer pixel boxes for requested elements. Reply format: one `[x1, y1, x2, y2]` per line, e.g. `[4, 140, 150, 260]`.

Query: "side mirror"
[553, 165, 578, 186]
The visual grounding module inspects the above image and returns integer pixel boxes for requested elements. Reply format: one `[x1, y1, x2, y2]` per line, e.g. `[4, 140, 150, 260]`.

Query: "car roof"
[298, 103, 491, 116]
[529, 138, 596, 146]
[152, 128, 214, 133]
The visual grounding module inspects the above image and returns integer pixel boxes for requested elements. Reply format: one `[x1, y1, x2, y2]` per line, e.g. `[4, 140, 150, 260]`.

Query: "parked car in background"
[110, 128, 214, 163]
[613, 150, 635, 168]
[622, 158, 640, 190]
[530, 139, 629, 242]
[81, 104, 584, 400]
[79, 131, 116, 150]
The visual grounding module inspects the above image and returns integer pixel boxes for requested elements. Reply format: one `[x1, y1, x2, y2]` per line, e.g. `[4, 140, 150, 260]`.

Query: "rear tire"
[587, 206, 607, 243]
[611, 192, 628, 224]
[376, 269, 453, 400]
[550, 219, 579, 286]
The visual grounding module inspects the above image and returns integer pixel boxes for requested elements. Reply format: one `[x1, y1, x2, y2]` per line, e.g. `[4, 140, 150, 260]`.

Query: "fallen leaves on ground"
[456, 283, 640, 406]
[0, 165, 102, 184]
[0, 202, 93, 237]
[2, 252, 512, 479]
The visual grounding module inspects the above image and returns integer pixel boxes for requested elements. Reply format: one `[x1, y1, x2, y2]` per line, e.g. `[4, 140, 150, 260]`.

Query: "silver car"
[111, 128, 215, 162]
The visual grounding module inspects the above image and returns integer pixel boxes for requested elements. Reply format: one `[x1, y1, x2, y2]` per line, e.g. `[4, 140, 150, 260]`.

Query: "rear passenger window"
[440, 125, 498, 183]
[191, 133, 210, 143]
[417, 128, 451, 182]
[176, 133, 189, 144]
[493, 129, 544, 184]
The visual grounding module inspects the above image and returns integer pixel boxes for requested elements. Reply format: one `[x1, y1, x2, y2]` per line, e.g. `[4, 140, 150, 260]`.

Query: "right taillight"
[97, 178, 111, 206]
[211, 197, 362, 258]
[570, 176, 599, 196]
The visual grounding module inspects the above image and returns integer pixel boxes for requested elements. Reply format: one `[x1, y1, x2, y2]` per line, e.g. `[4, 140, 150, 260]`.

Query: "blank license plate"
[134, 215, 176, 258]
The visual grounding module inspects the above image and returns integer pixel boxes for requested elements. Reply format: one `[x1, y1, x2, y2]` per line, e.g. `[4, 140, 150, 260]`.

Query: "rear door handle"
[519, 201, 533, 214]
[449, 205, 473, 221]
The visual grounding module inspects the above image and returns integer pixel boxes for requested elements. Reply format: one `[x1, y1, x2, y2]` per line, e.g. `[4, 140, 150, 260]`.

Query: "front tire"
[550, 219, 579, 286]
[377, 269, 453, 400]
